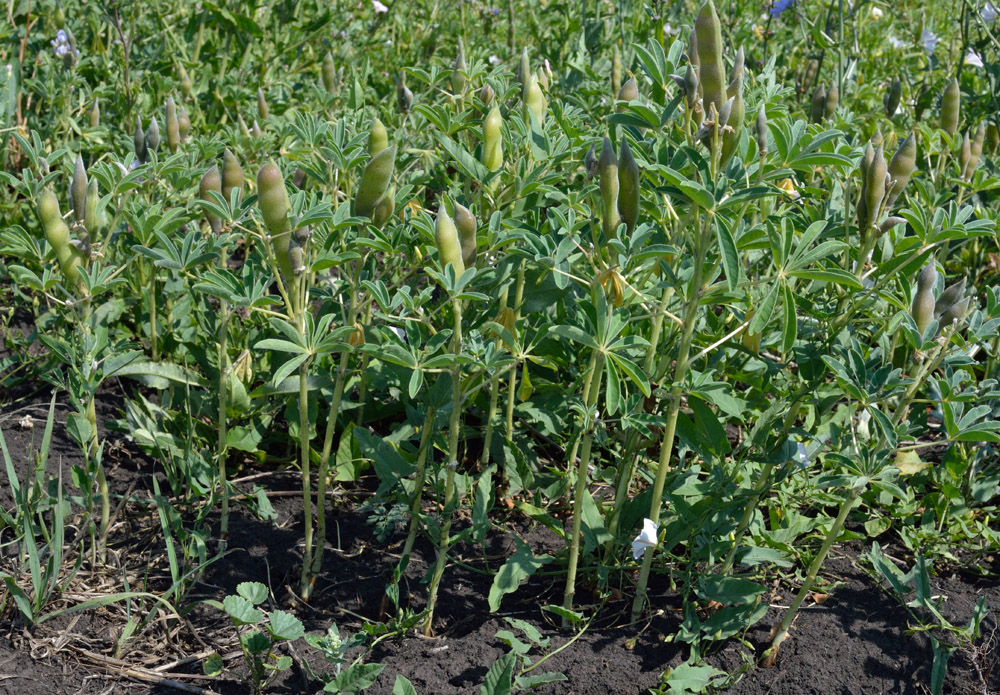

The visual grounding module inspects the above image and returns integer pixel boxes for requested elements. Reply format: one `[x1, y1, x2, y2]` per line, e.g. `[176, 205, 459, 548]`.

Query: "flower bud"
[911, 262, 937, 334]
[884, 78, 901, 117]
[755, 104, 768, 156]
[435, 204, 465, 274]
[89, 97, 100, 128]
[369, 117, 388, 156]
[885, 131, 916, 209]
[355, 145, 397, 218]
[810, 85, 826, 124]
[482, 104, 503, 171]
[611, 44, 622, 97]
[523, 74, 545, 124]
[453, 202, 477, 269]
[165, 97, 180, 154]
[71, 154, 87, 225]
[479, 83, 495, 107]
[257, 161, 293, 277]
[452, 39, 467, 96]
[371, 184, 396, 229]
[935, 277, 966, 319]
[178, 107, 191, 141]
[145, 116, 160, 154]
[257, 88, 269, 121]
[133, 115, 146, 162]
[940, 78, 960, 136]
[84, 177, 99, 235]
[584, 143, 598, 179]
[322, 52, 337, 93]
[200, 165, 223, 236]
[824, 84, 839, 119]
[222, 148, 244, 201]
[617, 137, 640, 233]
[695, 0, 726, 119]
[598, 136, 620, 237]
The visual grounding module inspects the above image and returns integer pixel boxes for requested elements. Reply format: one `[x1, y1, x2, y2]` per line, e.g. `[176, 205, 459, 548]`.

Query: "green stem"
[149, 267, 158, 362]
[402, 407, 437, 563]
[217, 298, 230, 553]
[563, 350, 604, 622]
[504, 261, 526, 438]
[762, 485, 861, 666]
[631, 214, 711, 622]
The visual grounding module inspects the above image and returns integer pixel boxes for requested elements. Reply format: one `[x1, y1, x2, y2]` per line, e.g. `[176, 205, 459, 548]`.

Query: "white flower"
[793, 442, 809, 466]
[870, 5, 883, 19]
[631, 518, 658, 560]
[488, 54, 501, 66]
[921, 29, 939, 54]
[983, 1, 998, 22]
[888, 35, 906, 49]
[372, 0, 388, 12]
[663, 22, 678, 35]
[964, 49, 985, 67]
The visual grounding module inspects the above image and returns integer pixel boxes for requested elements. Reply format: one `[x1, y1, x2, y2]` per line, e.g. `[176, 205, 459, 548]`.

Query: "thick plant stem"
[505, 261, 526, 438]
[402, 407, 437, 562]
[217, 299, 230, 553]
[563, 350, 604, 622]
[481, 372, 501, 467]
[424, 298, 464, 635]
[149, 269, 158, 362]
[631, 216, 711, 622]
[761, 486, 861, 667]
[293, 276, 314, 599]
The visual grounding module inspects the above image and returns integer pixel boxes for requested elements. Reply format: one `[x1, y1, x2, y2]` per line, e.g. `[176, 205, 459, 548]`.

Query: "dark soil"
[0, 383, 998, 695]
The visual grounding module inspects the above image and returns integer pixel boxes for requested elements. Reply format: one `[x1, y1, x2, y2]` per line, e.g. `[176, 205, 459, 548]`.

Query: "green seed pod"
[397, 74, 413, 113]
[434, 205, 465, 274]
[940, 78, 960, 136]
[354, 145, 397, 218]
[885, 131, 917, 209]
[755, 104, 768, 156]
[516, 48, 530, 88]
[617, 137, 640, 233]
[801, 58, 819, 98]
[257, 88, 269, 121]
[257, 161, 293, 278]
[695, 0, 726, 120]
[810, 85, 826, 124]
[454, 202, 477, 269]
[612, 44, 622, 97]
[55, 5, 66, 28]
[584, 143, 598, 179]
[38, 189, 85, 291]
[824, 84, 839, 119]
[221, 149, 244, 201]
[165, 97, 180, 154]
[369, 118, 388, 156]
[238, 114, 251, 138]
[911, 262, 937, 335]
[598, 136, 620, 238]
[938, 297, 970, 329]
[879, 216, 905, 235]
[935, 277, 967, 318]
[864, 144, 887, 230]
[200, 165, 223, 236]
[371, 184, 396, 229]
[178, 106, 191, 141]
[89, 97, 100, 128]
[885, 78, 902, 117]
[959, 133, 972, 178]
[965, 123, 985, 178]
[688, 26, 700, 69]
[684, 64, 699, 110]
[322, 52, 336, 93]
[729, 47, 745, 88]
[146, 116, 160, 154]
[856, 143, 875, 233]
[71, 154, 87, 224]
[179, 64, 192, 99]
[84, 177, 99, 235]
[721, 77, 745, 166]
[479, 84, 495, 107]
[871, 128, 883, 149]
[482, 104, 503, 171]
[452, 39, 467, 96]
[987, 123, 999, 154]
[617, 77, 639, 105]
[251, 120, 262, 138]
[133, 115, 146, 162]
[524, 74, 545, 124]
[535, 66, 549, 92]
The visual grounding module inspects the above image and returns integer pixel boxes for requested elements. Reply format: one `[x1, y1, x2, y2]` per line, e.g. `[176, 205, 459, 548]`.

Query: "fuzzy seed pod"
[322, 53, 336, 93]
[221, 149, 244, 201]
[755, 104, 768, 156]
[452, 39, 467, 96]
[166, 97, 180, 154]
[695, 1, 726, 121]
[479, 83, 495, 107]
[200, 165, 223, 236]
[252, 120, 262, 138]
[535, 66, 549, 92]
[84, 177, 99, 235]
[940, 78, 960, 137]
[134, 116, 146, 162]
[935, 277, 967, 318]
[857, 143, 875, 233]
[584, 143, 598, 179]
[89, 98, 100, 128]
[611, 44, 622, 97]
[810, 85, 826, 124]
[959, 133, 972, 179]
[684, 64, 700, 110]
[988, 123, 999, 154]
[524, 74, 545, 124]
[369, 118, 389, 156]
[354, 145, 397, 218]
[885, 132, 917, 209]
[879, 216, 906, 235]
[288, 241, 306, 276]
[71, 154, 88, 225]
[721, 78, 745, 166]
[598, 137, 620, 237]
[800, 58, 819, 98]
[238, 114, 251, 138]
[617, 137, 640, 233]
[885, 78, 902, 118]
[911, 263, 937, 335]
[257, 161, 293, 277]
[178, 107, 191, 141]
[179, 65, 192, 99]
[688, 26, 700, 69]
[938, 297, 970, 329]
[434, 205, 465, 274]
[257, 88, 269, 121]
[824, 84, 839, 119]
[871, 129, 884, 149]
[617, 77, 639, 105]
[38, 189, 85, 291]
[482, 104, 503, 171]
[516, 48, 530, 89]
[371, 184, 396, 229]
[729, 47, 745, 87]
[965, 123, 985, 179]
[146, 116, 160, 154]
[397, 74, 413, 113]
[864, 145, 888, 230]
[454, 202, 477, 269]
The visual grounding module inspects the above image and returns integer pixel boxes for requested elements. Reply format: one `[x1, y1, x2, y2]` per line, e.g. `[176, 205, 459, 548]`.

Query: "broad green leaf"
[480, 653, 515, 695]
[488, 536, 553, 612]
[237, 581, 268, 605]
[268, 610, 305, 641]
